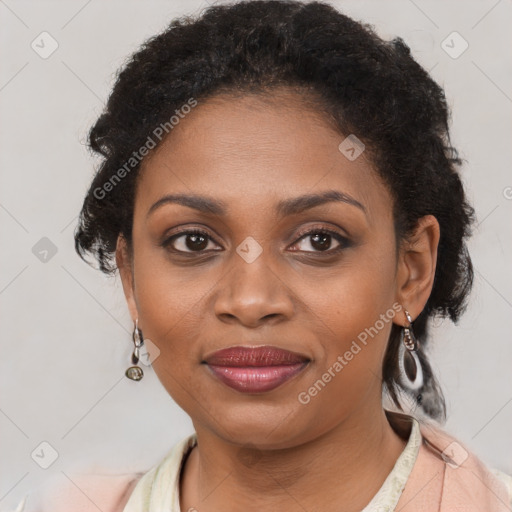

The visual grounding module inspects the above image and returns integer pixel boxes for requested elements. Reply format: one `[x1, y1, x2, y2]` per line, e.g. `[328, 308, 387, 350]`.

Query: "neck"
[180, 405, 409, 512]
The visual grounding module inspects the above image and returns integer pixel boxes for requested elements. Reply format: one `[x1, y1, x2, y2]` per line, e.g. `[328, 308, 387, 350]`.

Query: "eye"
[162, 229, 222, 253]
[161, 225, 350, 255]
[290, 227, 350, 253]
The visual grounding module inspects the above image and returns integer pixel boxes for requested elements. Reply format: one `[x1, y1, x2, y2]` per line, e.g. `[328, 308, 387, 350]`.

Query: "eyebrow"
[146, 190, 366, 218]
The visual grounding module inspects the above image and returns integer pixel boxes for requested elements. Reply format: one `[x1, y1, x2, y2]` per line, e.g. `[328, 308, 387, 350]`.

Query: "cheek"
[302, 243, 397, 342]
[130, 246, 207, 368]
[134, 263, 207, 406]
[295, 241, 398, 388]
[293, 266, 398, 424]
[135, 275, 205, 362]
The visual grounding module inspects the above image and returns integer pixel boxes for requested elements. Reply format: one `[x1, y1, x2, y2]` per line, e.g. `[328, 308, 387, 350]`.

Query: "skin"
[116, 89, 439, 512]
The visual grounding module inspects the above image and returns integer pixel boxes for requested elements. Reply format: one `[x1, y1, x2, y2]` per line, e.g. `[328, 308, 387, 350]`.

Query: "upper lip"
[203, 345, 310, 366]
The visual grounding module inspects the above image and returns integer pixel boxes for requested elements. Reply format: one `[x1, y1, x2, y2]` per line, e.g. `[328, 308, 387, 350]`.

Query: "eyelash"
[161, 225, 351, 255]
[293, 225, 351, 254]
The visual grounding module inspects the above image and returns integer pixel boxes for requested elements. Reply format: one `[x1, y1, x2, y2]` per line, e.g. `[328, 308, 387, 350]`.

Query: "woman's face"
[118, 91, 420, 449]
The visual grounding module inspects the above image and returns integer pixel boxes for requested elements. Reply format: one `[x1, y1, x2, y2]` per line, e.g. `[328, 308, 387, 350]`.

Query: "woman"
[14, 0, 512, 510]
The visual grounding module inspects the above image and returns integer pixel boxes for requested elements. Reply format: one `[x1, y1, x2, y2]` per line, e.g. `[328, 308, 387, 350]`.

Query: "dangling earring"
[125, 319, 144, 381]
[398, 310, 423, 391]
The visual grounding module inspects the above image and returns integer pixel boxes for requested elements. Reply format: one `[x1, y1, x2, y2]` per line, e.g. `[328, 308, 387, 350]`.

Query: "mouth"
[202, 345, 310, 393]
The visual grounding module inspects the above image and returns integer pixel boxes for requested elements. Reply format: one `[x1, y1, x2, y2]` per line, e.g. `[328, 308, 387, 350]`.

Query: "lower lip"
[206, 363, 308, 393]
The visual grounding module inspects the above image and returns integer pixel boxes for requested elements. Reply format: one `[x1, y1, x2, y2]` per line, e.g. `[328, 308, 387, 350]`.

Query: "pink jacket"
[20, 416, 511, 512]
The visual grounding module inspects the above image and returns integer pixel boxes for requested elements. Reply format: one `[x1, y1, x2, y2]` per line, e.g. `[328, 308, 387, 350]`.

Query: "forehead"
[136, 91, 392, 224]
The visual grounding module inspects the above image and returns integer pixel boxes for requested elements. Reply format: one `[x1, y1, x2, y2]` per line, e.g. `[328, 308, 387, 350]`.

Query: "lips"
[203, 345, 310, 393]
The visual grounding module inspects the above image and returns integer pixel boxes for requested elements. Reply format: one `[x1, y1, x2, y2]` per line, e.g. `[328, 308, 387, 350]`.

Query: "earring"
[398, 310, 423, 391]
[125, 319, 144, 381]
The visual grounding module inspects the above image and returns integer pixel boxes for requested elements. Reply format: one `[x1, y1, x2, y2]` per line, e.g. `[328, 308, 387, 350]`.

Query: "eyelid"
[291, 223, 349, 242]
[161, 226, 223, 252]
[289, 224, 350, 251]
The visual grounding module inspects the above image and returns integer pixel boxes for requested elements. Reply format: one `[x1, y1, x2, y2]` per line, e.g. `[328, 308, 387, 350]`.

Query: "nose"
[213, 250, 295, 328]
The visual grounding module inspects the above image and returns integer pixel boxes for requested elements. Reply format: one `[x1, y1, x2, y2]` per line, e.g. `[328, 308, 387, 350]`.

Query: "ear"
[395, 215, 440, 324]
[116, 234, 139, 322]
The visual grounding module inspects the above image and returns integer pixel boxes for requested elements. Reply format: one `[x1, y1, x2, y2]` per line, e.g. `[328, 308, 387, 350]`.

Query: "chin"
[199, 400, 315, 449]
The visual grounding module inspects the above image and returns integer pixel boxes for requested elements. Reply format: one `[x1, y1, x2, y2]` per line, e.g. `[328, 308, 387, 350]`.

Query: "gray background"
[1, 0, 511, 509]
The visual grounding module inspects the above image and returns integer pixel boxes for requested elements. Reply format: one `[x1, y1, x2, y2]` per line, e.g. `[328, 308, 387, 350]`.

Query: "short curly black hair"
[74, 0, 475, 422]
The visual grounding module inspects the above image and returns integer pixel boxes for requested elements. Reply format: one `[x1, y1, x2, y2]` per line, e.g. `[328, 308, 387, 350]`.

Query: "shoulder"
[10, 472, 143, 512]
[10, 434, 198, 512]
[491, 468, 512, 499]
[415, 417, 512, 510]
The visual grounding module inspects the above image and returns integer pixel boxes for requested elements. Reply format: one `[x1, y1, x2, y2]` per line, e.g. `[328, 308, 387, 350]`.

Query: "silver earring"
[398, 310, 423, 391]
[125, 319, 144, 381]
